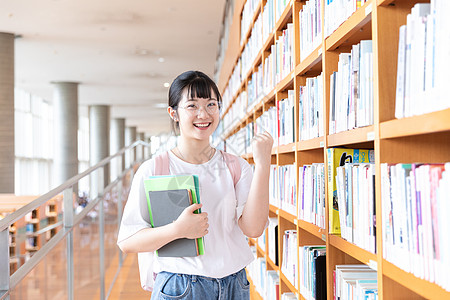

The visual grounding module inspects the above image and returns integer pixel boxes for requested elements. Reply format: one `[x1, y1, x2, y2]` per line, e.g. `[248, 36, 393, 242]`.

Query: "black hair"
[168, 70, 222, 133]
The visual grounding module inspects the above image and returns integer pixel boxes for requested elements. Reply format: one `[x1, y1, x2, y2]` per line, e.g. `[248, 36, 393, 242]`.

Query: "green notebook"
[143, 174, 204, 256]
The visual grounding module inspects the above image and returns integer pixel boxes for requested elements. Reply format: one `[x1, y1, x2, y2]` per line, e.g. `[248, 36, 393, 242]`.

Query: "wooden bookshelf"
[217, 0, 450, 299]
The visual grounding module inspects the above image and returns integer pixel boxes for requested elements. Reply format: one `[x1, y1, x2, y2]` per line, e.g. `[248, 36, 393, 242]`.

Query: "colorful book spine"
[327, 148, 375, 235]
[381, 162, 450, 291]
[298, 163, 326, 230]
[299, 73, 324, 140]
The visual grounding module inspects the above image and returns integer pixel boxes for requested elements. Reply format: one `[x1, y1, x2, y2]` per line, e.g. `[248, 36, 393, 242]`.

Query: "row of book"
[277, 164, 297, 215]
[328, 148, 375, 235]
[329, 40, 374, 135]
[334, 265, 378, 300]
[281, 230, 298, 289]
[222, 0, 292, 111]
[247, 65, 264, 112]
[299, 0, 322, 61]
[299, 245, 326, 300]
[381, 162, 450, 292]
[299, 73, 324, 140]
[278, 90, 295, 145]
[247, 250, 281, 299]
[242, 13, 263, 78]
[324, 0, 369, 38]
[263, 0, 276, 43]
[395, 2, 450, 119]
[298, 164, 326, 230]
[335, 163, 376, 254]
[241, 0, 260, 45]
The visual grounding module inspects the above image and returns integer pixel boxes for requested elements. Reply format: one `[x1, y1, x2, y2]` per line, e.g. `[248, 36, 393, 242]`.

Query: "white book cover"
[404, 14, 413, 118]
[395, 25, 407, 119]
[329, 72, 336, 134]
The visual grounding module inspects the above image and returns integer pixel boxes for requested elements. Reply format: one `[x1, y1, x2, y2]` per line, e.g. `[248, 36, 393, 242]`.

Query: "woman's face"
[174, 89, 220, 141]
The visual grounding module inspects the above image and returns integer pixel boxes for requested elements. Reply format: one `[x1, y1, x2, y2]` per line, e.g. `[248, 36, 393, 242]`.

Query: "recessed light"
[158, 57, 165, 63]
[154, 103, 167, 108]
[163, 82, 170, 88]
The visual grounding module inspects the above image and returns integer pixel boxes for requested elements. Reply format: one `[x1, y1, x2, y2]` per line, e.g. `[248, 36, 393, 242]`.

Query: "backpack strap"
[153, 151, 170, 176]
[220, 150, 241, 186]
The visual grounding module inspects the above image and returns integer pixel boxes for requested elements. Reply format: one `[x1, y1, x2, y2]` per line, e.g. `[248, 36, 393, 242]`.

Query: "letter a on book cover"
[147, 189, 199, 257]
[143, 174, 205, 256]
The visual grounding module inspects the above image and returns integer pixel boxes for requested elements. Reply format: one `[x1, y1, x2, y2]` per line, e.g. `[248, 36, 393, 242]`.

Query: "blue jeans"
[151, 268, 250, 300]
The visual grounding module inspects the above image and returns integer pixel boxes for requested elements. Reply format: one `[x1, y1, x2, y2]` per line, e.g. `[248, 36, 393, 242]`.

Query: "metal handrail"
[0, 140, 148, 232]
[0, 140, 151, 300]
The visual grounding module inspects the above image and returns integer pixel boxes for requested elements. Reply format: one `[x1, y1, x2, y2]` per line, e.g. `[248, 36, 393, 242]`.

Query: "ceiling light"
[163, 82, 170, 88]
[154, 103, 167, 109]
[158, 57, 165, 63]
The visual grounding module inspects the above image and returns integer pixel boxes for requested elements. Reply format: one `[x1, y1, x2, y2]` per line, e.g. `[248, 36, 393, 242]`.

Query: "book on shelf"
[143, 175, 204, 257]
[281, 230, 297, 288]
[335, 162, 376, 253]
[278, 164, 296, 215]
[298, 163, 326, 230]
[334, 264, 377, 300]
[247, 247, 267, 297]
[299, 0, 322, 61]
[277, 90, 295, 146]
[268, 217, 279, 266]
[266, 270, 280, 300]
[381, 162, 450, 292]
[281, 292, 296, 300]
[327, 148, 374, 235]
[329, 40, 373, 134]
[299, 73, 324, 141]
[324, 0, 369, 38]
[299, 245, 326, 300]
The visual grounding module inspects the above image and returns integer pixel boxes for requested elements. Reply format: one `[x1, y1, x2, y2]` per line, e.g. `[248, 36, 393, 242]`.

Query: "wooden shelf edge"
[269, 204, 279, 214]
[380, 108, 450, 139]
[329, 234, 377, 265]
[267, 256, 279, 271]
[383, 259, 450, 299]
[279, 271, 299, 294]
[297, 137, 324, 151]
[278, 209, 296, 223]
[325, 0, 373, 51]
[297, 219, 326, 241]
[296, 45, 323, 76]
[275, 70, 295, 93]
[274, 2, 294, 35]
[327, 125, 375, 147]
[377, 0, 395, 6]
[278, 143, 296, 154]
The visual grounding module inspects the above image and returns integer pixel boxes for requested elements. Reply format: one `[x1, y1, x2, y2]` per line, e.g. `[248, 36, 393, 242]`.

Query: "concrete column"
[0, 33, 14, 193]
[110, 118, 125, 181]
[89, 105, 110, 198]
[52, 82, 79, 195]
[125, 126, 136, 168]
[137, 132, 145, 161]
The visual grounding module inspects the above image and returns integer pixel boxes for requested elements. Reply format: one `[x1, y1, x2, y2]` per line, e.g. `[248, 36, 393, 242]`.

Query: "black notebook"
[144, 189, 199, 257]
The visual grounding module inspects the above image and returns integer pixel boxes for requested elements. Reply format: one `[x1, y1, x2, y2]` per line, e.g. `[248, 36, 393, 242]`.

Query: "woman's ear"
[167, 106, 178, 121]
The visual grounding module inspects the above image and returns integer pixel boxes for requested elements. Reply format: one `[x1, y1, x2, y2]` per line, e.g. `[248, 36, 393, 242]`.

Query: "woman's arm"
[238, 131, 273, 238]
[118, 203, 208, 253]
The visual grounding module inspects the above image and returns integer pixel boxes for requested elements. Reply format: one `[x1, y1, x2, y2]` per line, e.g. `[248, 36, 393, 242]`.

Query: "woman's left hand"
[252, 131, 274, 167]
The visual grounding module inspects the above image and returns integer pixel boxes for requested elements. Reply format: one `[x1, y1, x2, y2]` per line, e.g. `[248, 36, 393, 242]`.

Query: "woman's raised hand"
[252, 131, 274, 167]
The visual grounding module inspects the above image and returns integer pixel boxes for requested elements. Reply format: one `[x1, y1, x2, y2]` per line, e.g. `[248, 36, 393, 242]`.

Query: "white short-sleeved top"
[117, 150, 255, 279]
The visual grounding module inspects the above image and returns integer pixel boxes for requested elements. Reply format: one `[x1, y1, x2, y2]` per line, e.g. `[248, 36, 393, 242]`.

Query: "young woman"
[117, 70, 273, 299]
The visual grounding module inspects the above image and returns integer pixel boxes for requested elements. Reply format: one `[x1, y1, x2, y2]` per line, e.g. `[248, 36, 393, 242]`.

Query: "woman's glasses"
[177, 100, 221, 115]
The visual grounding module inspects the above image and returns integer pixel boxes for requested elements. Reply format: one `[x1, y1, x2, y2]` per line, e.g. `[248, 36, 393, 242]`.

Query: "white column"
[0, 33, 15, 193]
[89, 105, 110, 198]
[53, 82, 79, 195]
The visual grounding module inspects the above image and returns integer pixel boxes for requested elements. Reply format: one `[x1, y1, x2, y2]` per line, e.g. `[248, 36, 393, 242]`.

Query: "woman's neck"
[174, 138, 215, 164]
